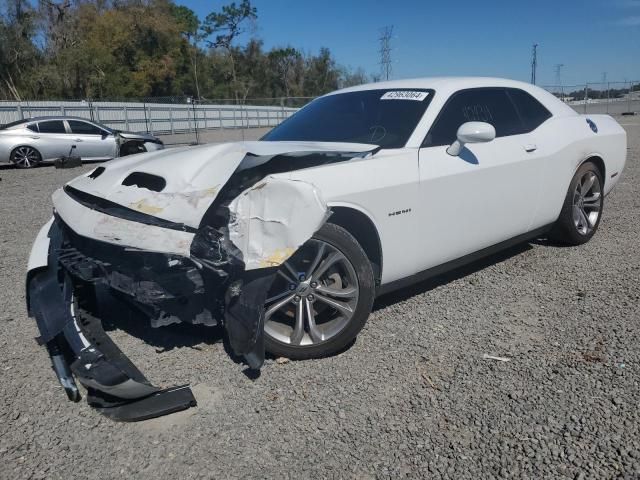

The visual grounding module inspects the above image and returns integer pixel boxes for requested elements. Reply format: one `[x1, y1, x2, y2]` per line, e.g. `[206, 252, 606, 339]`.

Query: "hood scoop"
[122, 172, 166, 192]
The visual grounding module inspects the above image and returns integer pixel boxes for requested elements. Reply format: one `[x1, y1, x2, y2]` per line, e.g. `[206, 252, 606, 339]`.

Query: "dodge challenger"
[26, 77, 627, 420]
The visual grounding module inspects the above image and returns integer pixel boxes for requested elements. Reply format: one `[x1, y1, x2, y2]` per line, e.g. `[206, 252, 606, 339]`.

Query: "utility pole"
[530, 44, 538, 85]
[554, 63, 565, 101]
[554, 63, 564, 87]
[379, 25, 393, 81]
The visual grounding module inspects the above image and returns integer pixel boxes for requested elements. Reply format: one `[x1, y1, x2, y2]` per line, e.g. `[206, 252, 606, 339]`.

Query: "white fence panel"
[0, 100, 299, 134]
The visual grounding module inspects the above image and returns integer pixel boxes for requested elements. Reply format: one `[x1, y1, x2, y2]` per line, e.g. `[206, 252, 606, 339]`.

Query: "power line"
[379, 25, 393, 81]
[531, 44, 538, 85]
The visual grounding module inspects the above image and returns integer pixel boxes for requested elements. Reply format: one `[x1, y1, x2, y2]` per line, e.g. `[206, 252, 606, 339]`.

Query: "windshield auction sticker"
[381, 91, 429, 101]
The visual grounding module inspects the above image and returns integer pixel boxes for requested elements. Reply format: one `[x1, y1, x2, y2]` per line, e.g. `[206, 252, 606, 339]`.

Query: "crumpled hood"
[116, 131, 160, 142]
[63, 140, 377, 229]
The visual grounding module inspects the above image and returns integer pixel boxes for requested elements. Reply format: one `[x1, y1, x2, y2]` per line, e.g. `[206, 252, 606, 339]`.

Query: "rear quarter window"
[507, 88, 552, 132]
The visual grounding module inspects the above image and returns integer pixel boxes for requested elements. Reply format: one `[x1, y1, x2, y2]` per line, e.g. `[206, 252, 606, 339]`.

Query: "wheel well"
[119, 140, 147, 157]
[328, 207, 382, 285]
[584, 156, 605, 182]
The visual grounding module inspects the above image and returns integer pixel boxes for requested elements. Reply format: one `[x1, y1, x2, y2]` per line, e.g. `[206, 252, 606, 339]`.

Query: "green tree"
[0, 0, 40, 99]
[170, 4, 202, 99]
[201, 0, 257, 102]
[303, 48, 340, 96]
[268, 47, 303, 98]
[0, 0, 367, 101]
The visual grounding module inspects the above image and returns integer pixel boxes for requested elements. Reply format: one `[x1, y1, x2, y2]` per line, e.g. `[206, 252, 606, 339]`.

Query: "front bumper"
[27, 211, 276, 420]
[27, 219, 197, 421]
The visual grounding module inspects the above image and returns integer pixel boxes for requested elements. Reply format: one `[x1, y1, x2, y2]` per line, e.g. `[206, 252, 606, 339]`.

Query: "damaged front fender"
[228, 176, 331, 270]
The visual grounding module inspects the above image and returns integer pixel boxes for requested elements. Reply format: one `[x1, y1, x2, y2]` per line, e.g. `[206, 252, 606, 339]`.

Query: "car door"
[35, 120, 74, 161]
[66, 120, 117, 160]
[416, 87, 546, 270]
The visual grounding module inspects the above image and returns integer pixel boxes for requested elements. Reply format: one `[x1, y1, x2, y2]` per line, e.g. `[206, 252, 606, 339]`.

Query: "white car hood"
[63, 140, 377, 229]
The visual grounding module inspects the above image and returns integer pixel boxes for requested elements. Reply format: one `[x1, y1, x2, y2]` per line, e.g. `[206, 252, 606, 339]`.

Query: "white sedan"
[26, 77, 627, 419]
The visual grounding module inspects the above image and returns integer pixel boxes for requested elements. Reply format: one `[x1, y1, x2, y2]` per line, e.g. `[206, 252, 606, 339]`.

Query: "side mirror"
[446, 121, 496, 156]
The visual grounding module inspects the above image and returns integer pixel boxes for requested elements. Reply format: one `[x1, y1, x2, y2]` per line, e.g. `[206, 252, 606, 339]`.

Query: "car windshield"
[263, 89, 434, 149]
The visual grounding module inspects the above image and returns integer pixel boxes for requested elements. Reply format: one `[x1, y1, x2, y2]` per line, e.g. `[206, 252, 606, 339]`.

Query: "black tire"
[549, 161, 604, 245]
[10, 146, 42, 169]
[264, 222, 375, 360]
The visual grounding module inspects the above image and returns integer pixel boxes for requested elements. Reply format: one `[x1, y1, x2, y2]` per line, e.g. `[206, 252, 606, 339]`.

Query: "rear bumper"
[26, 219, 197, 421]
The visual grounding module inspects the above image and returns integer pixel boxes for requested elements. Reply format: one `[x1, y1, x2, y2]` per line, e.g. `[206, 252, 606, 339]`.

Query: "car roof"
[18, 116, 100, 124]
[332, 76, 535, 93]
[327, 76, 576, 117]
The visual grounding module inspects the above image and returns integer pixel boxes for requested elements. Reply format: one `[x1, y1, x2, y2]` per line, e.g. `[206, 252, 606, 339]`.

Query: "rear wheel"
[549, 161, 604, 245]
[10, 146, 41, 168]
[264, 223, 375, 360]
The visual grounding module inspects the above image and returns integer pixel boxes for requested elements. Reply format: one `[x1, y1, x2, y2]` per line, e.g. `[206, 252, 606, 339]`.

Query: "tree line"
[0, 0, 371, 101]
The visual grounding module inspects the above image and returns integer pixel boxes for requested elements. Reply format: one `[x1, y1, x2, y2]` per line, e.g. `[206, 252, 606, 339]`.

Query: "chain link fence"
[541, 81, 640, 116]
[0, 96, 315, 146]
[1, 84, 638, 147]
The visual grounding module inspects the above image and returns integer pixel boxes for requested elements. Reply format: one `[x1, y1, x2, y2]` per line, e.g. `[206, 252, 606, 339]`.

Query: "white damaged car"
[26, 77, 627, 420]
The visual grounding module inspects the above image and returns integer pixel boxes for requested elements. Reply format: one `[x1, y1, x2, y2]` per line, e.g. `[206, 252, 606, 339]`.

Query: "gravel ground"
[1, 117, 639, 480]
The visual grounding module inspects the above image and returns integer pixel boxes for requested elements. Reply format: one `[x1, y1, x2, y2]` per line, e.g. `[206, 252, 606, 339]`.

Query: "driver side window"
[423, 88, 523, 147]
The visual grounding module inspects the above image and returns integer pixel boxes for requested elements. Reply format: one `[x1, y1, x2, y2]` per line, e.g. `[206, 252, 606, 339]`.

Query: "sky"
[177, 0, 640, 87]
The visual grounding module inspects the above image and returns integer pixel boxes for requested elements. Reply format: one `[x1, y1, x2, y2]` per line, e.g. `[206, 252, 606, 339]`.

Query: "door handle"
[29, 136, 40, 139]
[524, 144, 537, 152]
[74, 138, 83, 142]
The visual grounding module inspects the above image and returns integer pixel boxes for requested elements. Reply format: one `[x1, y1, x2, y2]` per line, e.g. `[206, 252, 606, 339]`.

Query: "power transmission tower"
[379, 25, 393, 81]
[531, 44, 538, 85]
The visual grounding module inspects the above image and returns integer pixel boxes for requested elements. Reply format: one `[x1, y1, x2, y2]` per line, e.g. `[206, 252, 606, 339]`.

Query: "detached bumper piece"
[27, 223, 196, 421]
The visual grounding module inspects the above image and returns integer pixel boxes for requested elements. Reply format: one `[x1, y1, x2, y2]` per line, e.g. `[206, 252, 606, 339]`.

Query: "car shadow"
[373, 241, 534, 311]
[93, 285, 261, 376]
[88, 237, 547, 372]
[95, 286, 224, 353]
[529, 237, 572, 248]
[459, 147, 479, 165]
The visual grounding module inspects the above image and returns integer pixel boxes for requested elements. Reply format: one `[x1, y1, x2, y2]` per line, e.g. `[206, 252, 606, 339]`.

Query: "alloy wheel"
[572, 170, 602, 235]
[13, 146, 40, 168]
[264, 239, 359, 347]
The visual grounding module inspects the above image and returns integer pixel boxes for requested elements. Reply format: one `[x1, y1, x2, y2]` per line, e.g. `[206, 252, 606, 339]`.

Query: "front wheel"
[264, 223, 375, 360]
[11, 146, 42, 168]
[549, 161, 604, 245]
